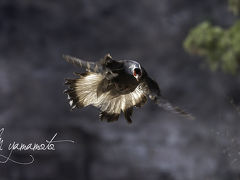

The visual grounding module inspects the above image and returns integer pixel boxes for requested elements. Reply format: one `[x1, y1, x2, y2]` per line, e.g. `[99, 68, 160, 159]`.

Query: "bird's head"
[126, 60, 142, 81]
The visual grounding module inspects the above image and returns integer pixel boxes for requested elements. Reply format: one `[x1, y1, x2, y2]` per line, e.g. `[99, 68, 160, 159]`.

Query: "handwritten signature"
[0, 128, 74, 165]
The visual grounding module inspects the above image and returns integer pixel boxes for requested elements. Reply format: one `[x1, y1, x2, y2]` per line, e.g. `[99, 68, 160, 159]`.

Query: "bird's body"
[63, 54, 194, 123]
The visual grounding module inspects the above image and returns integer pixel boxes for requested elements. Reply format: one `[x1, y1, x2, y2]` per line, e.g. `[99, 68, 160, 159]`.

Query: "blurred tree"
[183, 0, 240, 74]
[229, 0, 240, 15]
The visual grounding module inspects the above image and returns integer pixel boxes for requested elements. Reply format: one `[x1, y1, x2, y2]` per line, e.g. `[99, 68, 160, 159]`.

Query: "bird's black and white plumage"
[63, 54, 194, 123]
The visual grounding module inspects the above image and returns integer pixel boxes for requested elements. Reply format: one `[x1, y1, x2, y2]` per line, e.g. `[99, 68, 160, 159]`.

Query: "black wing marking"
[100, 54, 125, 80]
[100, 54, 124, 71]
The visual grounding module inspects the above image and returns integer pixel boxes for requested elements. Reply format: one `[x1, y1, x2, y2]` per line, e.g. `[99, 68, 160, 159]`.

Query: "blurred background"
[0, 0, 239, 179]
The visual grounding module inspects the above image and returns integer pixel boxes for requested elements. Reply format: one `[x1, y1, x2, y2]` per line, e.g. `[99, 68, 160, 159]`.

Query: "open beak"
[133, 68, 142, 81]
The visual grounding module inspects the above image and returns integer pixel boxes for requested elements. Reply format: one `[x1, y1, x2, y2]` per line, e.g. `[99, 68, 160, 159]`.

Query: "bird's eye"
[133, 68, 141, 76]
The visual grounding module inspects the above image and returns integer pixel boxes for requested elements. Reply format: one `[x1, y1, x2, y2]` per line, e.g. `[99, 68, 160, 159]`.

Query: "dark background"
[0, 0, 239, 179]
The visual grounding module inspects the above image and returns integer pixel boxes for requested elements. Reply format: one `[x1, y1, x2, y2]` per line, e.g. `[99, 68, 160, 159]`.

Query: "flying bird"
[63, 54, 194, 123]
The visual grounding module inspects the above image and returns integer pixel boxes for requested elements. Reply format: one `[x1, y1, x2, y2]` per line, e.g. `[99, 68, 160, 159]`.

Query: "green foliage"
[183, 0, 240, 74]
[184, 21, 240, 74]
[229, 0, 240, 15]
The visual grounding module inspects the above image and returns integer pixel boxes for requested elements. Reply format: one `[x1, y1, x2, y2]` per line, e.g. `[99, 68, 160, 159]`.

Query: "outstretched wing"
[63, 54, 124, 80]
[63, 55, 103, 73]
[64, 72, 147, 123]
[155, 97, 195, 120]
[141, 70, 195, 120]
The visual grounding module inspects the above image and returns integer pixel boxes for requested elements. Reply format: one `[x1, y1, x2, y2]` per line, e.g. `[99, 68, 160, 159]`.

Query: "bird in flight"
[63, 54, 194, 123]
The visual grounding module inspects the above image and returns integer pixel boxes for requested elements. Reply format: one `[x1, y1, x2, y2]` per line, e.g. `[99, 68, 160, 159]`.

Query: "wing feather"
[64, 72, 147, 122]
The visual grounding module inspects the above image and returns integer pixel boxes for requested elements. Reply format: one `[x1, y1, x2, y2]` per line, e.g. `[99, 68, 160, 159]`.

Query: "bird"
[63, 54, 194, 123]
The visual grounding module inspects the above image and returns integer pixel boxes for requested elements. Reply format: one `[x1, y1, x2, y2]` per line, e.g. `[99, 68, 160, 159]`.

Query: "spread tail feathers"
[64, 72, 104, 110]
[156, 97, 195, 120]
